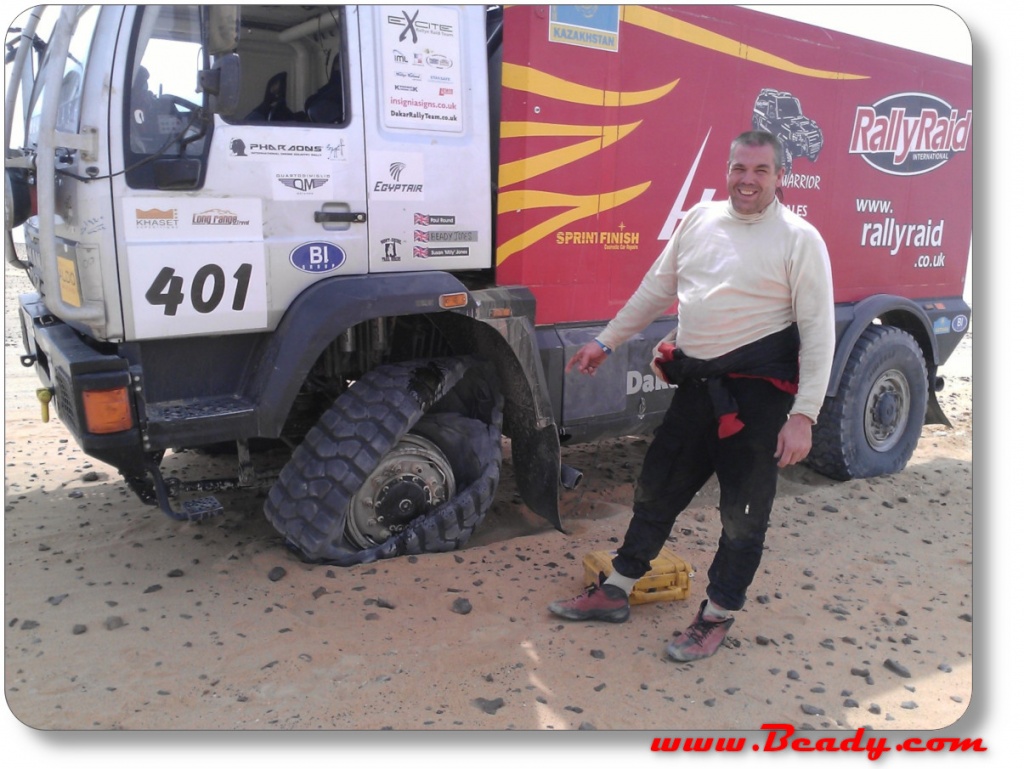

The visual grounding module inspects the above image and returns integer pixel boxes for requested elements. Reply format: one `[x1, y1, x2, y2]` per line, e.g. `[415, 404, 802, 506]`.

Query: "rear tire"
[263, 358, 503, 565]
[807, 326, 928, 480]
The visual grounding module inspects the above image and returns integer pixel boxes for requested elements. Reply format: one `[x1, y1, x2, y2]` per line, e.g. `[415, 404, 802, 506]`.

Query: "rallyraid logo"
[849, 92, 972, 176]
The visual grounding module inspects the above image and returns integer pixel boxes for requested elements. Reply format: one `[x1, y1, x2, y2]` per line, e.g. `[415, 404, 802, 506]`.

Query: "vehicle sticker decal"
[289, 242, 347, 273]
[127, 243, 268, 339]
[124, 198, 263, 242]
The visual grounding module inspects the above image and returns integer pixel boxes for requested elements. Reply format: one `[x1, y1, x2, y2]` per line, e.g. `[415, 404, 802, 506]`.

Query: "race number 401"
[145, 263, 254, 316]
[128, 244, 267, 339]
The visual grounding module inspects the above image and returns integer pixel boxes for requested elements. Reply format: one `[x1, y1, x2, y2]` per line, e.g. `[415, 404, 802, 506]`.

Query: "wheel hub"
[345, 433, 455, 547]
[874, 392, 899, 427]
[865, 369, 910, 452]
[375, 476, 432, 517]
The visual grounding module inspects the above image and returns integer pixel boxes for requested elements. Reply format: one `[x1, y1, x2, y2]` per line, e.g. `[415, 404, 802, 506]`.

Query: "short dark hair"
[730, 130, 784, 172]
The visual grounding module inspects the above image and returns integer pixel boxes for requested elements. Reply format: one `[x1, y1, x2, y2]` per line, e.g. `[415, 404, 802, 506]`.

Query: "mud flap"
[925, 388, 953, 427]
[509, 420, 565, 533]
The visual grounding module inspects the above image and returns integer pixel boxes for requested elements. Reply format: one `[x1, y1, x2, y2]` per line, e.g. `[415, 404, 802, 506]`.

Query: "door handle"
[314, 211, 367, 223]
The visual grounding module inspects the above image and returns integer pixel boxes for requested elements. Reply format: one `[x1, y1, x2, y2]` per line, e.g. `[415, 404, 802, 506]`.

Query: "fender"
[248, 271, 473, 435]
[827, 294, 940, 398]
[246, 275, 565, 531]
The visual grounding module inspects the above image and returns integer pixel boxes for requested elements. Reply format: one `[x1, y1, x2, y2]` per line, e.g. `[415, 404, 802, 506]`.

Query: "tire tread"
[264, 358, 503, 565]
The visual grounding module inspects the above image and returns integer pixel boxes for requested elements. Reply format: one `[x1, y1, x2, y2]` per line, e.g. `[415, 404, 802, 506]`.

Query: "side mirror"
[205, 6, 239, 55]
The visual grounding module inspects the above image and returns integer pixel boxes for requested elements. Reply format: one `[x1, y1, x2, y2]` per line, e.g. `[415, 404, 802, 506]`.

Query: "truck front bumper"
[19, 292, 147, 475]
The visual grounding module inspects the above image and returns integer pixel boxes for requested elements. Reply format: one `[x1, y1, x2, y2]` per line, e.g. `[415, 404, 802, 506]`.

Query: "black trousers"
[611, 376, 794, 611]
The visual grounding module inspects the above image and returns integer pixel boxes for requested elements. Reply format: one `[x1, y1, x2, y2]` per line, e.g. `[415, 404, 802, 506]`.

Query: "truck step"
[147, 396, 255, 423]
[144, 396, 256, 447]
[144, 462, 227, 522]
[177, 495, 225, 521]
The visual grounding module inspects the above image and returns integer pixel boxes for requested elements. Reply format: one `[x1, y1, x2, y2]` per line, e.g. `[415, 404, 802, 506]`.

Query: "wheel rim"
[864, 368, 911, 452]
[345, 433, 456, 548]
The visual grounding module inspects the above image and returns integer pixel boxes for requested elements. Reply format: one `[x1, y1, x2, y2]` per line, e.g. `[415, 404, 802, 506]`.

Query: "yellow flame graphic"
[497, 183, 651, 267]
[496, 66, 677, 265]
[502, 62, 680, 106]
[496, 7, 867, 267]
[499, 121, 642, 188]
[622, 6, 869, 81]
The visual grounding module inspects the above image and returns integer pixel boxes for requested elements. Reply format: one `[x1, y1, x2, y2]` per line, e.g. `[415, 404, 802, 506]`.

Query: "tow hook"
[36, 387, 53, 423]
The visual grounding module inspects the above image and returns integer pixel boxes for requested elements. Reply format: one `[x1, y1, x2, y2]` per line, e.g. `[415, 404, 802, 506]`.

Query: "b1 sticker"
[289, 242, 346, 273]
[128, 243, 268, 339]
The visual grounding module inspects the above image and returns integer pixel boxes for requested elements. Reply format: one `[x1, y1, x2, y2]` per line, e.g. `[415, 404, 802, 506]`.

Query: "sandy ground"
[4, 259, 973, 737]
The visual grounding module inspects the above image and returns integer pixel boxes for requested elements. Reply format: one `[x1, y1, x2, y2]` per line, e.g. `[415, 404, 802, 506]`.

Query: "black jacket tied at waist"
[655, 324, 801, 438]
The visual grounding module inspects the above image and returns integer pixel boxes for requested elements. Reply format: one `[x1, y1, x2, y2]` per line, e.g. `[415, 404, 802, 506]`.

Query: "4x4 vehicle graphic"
[752, 88, 823, 172]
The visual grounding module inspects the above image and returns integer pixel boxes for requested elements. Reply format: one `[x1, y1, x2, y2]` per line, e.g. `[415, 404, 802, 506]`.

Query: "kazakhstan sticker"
[549, 5, 620, 52]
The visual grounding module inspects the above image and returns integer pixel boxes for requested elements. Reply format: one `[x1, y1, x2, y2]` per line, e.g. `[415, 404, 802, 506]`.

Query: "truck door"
[358, 5, 492, 274]
[113, 5, 369, 341]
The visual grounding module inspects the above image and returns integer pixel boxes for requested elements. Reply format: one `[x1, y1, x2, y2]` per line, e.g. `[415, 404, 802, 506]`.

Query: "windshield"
[776, 96, 803, 119]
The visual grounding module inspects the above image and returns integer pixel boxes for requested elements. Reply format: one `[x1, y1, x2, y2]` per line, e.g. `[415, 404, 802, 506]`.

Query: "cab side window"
[124, 5, 207, 188]
[123, 6, 349, 189]
[232, 6, 349, 127]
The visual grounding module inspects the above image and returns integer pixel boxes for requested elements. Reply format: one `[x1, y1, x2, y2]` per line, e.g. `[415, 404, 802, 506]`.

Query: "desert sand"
[4, 260, 973, 741]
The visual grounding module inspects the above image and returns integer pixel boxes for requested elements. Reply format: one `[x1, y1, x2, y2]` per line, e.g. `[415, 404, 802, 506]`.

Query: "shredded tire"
[263, 358, 503, 565]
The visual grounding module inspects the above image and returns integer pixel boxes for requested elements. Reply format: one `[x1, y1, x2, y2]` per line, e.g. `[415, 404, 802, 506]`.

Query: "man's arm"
[776, 226, 835, 467]
[567, 219, 689, 376]
[788, 228, 836, 422]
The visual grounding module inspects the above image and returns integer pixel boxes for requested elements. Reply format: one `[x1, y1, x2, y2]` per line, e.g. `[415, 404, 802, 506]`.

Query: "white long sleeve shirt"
[597, 198, 835, 422]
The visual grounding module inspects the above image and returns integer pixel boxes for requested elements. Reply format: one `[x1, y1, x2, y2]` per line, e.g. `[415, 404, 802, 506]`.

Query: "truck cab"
[9, 6, 533, 563]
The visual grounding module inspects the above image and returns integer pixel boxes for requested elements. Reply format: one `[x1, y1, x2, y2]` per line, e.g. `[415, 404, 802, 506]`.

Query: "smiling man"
[551, 130, 835, 663]
[728, 137, 784, 215]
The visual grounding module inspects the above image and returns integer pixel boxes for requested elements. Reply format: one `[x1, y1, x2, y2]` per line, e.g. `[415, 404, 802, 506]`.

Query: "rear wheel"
[807, 325, 928, 480]
[264, 358, 503, 565]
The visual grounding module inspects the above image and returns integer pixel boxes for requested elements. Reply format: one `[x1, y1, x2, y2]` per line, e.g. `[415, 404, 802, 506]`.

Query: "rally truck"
[5, 5, 972, 565]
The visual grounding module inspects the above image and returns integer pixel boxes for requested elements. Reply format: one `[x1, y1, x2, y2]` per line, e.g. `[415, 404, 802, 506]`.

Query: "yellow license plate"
[57, 255, 82, 307]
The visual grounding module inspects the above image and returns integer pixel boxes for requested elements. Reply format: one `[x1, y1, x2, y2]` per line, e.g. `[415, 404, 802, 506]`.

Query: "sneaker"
[665, 600, 735, 662]
[548, 583, 630, 623]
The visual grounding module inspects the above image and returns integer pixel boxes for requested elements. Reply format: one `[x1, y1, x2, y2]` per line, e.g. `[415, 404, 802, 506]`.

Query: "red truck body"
[495, 5, 972, 326]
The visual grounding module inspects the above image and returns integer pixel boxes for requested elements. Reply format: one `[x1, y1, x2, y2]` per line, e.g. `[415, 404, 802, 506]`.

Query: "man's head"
[727, 130, 784, 215]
